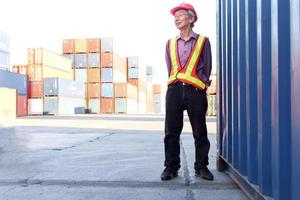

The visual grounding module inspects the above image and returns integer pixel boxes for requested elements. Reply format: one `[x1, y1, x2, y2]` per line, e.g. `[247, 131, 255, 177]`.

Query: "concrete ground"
[0, 114, 248, 200]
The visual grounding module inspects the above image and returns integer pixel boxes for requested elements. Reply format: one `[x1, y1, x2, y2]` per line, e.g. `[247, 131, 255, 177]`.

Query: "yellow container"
[0, 88, 17, 120]
[75, 39, 87, 53]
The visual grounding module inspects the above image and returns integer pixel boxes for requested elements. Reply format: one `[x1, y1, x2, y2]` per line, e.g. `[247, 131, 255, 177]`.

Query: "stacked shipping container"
[0, 70, 27, 117]
[153, 84, 162, 113]
[207, 73, 217, 116]
[27, 48, 73, 115]
[0, 31, 9, 70]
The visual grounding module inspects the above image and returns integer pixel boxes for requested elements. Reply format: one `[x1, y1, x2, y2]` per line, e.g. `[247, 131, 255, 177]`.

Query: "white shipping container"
[154, 103, 162, 113]
[113, 68, 127, 83]
[0, 88, 16, 120]
[75, 69, 87, 83]
[44, 97, 84, 115]
[88, 98, 100, 113]
[101, 38, 113, 52]
[153, 94, 161, 104]
[28, 98, 43, 115]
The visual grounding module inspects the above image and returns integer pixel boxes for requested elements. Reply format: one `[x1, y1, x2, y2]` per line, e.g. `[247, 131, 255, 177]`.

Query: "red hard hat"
[170, 3, 198, 22]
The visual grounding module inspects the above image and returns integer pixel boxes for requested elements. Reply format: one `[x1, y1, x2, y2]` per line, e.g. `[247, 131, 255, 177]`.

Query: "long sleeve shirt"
[165, 31, 212, 85]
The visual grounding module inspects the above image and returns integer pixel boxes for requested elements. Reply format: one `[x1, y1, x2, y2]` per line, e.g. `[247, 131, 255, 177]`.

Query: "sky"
[0, 0, 216, 85]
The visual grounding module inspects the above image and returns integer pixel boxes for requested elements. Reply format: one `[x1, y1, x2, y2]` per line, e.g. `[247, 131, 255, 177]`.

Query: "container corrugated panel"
[87, 53, 100, 67]
[0, 31, 9, 53]
[0, 69, 27, 95]
[35, 48, 72, 70]
[101, 83, 113, 97]
[44, 77, 85, 97]
[115, 98, 137, 114]
[153, 84, 161, 94]
[128, 68, 138, 79]
[146, 101, 153, 113]
[101, 68, 113, 83]
[127, 56, 138, 68]
[16, 94, 28, 117]
[88, 98, 100, 113]
[75, 39, 87, 53]
[63, 39, 75, 54]
[101, 38, 113, 52]
[28, 81, 43, 98]
[87, 83, 100, 98]
[113, 69, 127, 83]
[75, 69, 87, 83]
[87, 38, 101, 53]
[75, 54, 87, 68]
[113, 53, 127, 75]
[0, 51, 9, 70]
[100, 97, 114, 113]
[100, 52, 113, 67]
[44, 97, 84, 115]
[88, 68, 100, 83]
[28, 98, 43, 115]
[217, 0, 300, 199]
[0, 88, 16, 120]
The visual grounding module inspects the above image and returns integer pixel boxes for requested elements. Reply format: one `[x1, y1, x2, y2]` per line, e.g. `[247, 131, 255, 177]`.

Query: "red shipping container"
[63, 39, 75, 54]
[17, 95, 28, 117]
[87, 38, 101, 53]
[101, 52, 113, 67]
[28, 81, 43, 98]
[101, 98, 114, 113]
[88, 83, 101, 98]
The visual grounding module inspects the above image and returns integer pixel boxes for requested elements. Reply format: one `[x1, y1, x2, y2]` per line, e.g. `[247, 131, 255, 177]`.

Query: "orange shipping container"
[88, 68, 100, 83]
[101, 52, 113, 67]
[17, 95, 28, 117]
[28, 81, 43, 98]
[128, 79, 138, 87]
[87, 38, 101, 53]
[63, 39, 75, 54]
[138, 79, 147, 93]
[101, 98, 114, 113]
[153, 84, 161, 94]
[75, 39, 87, 53]
[114, 83, 138, 99]
[88, 83, 101, 98]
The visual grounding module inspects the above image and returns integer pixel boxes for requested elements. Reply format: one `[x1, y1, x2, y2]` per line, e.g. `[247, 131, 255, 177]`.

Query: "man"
[161, 3, 214, 181]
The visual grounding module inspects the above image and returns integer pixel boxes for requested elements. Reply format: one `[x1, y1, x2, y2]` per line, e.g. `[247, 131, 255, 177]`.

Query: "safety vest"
[168, 35, 207, 90]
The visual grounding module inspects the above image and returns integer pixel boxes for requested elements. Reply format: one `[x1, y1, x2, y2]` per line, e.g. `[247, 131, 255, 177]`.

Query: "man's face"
[174, 9, 193, 30]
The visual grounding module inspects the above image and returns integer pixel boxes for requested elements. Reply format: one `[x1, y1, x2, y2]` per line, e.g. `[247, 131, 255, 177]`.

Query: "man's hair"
[187, 10, 195, 28]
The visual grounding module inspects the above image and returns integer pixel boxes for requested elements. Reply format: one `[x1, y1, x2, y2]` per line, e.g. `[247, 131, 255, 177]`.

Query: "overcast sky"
[0, 0, 216, 84]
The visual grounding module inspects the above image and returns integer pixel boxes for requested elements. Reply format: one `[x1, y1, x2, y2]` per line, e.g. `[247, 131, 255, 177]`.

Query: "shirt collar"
[176, 31, 198, 41]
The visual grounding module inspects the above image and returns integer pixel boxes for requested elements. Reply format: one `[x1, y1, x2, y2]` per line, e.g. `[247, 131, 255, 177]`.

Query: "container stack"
[0, 70, 28, 118]
[27, 48, 73, 115]
[207, 73, 217, 116]
[145, 66, 154, 113]
[43, 77, 85, 115]
[0, 31, 10, 70]
[127, 56, 147, 113]
[101, 38, 128, 114]
[153, 84, 162, 113]
[114, 83, 138, 113]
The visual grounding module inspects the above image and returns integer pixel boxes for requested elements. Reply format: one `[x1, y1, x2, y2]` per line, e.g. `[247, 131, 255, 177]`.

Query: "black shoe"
[161, 168, 178, 181]
[195, 166, 214, 181]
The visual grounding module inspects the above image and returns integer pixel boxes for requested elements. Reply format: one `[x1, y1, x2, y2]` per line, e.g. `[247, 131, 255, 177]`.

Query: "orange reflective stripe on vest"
[168, 35, 207, 90]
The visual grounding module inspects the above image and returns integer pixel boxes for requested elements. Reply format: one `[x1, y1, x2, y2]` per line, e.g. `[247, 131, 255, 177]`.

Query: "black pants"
[164, 82, 210, 171]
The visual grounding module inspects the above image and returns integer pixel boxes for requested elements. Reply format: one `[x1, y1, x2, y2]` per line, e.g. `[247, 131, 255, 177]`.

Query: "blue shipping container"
[0, 69, 27, 95]
[101, 68, 113, 83]
[44, 77, 85, 97]
[128, 68, 138, 79]
[217, 0, 300, 200]
[101, 83, 113, 97]
[75, 69, 87, 83]
[87, 53, 100, 67]
[74, 54, 87, 68]
[63, 54, 75, 66]
[0, 31, 9, 53]
[88, 98, 100, 113]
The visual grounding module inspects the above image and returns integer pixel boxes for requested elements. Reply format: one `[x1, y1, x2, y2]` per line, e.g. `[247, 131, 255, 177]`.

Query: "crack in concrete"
[180, 140, 196, 200]
[0, 179, 237, 190]
[51, 133, 115, 151]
